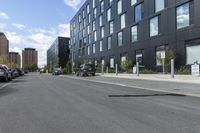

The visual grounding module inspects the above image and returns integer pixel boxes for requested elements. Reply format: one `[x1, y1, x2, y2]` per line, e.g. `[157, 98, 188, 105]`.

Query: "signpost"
[161, 52, 165, 74]
[191, 64, 200, 76]
[133, 67, 137, 74]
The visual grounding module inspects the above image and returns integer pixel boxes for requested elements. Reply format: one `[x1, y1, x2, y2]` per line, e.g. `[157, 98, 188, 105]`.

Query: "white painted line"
[61, 75, 200, 98]
[0, 83, 11, 90]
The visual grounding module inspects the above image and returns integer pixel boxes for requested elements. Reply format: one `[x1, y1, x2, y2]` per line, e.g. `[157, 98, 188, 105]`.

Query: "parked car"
[9, 69, 15, 79]
[76, 64, 95, 77]
[24, 70, 29, 74]
[52, 68, 62, 75]
[12, 69, 19, 78]
[0, 66, 9, 82]
[0, 64, 12, 81]
[16, 68, 24, 76]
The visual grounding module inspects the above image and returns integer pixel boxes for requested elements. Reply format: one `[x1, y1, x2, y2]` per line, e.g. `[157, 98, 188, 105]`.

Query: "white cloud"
[58, 23, 70, 37]
[5, 23, 71, 67]
[0, 23, 6, 29]
[64, 0, 81, 9]
[12, 23, 26, 30]
[0, 11, 10, 19]
[5, 32, 24, 45]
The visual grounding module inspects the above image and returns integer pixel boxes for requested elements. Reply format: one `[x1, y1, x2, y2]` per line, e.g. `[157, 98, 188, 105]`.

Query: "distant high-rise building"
[9, 52, 21, 68]
[0, 32, 9, 59]
[22, 48, 38, 70]
[47, 37, 70, 71]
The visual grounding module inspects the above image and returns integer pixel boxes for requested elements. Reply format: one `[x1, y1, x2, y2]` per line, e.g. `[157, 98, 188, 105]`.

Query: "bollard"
[171, 59, 174, 78]
[101, 64, 104, 75]
[116, 64, 118, 76]
[162, 59, 165, 74]
[136, 62, 139, 77]
[106, 66, 109, 74]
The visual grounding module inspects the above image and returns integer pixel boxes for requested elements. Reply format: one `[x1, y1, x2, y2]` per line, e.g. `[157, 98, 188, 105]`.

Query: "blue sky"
[0, 0, 85, 67]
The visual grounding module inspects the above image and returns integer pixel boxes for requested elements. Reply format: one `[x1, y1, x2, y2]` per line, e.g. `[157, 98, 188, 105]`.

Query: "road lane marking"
[0, 83, 11, 90]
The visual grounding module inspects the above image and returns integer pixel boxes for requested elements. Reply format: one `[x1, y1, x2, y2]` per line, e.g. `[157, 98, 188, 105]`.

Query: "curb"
[60, 75, 200, 98]
[99, 74, 200, 85]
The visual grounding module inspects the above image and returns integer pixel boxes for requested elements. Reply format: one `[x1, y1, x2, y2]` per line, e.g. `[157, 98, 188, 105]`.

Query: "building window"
[99, 15, 103, 26]
[150, 16, 159, 37]
[118, 31, 123, 46]
[121, 56, 126, 65]
[117, 0, 122, 14]
[93, 43, 96, 54]
[135, 3, 142, 23]
[108, 36, 111, 50]
[176, 3, 190, 29]
[131, 25, 138, 42]
[136, 50, 144, 65]
[82, 28, 86, 37]
[101, 26, 105, 38]
[110, 57, 114, 68]
[109, 0, 113, 5]
[88, 13, 91, 23]
[93, 0, 95, 8]
[87, 45, 90, 55]
[186, 45, 200, 64]
[83, 38, 87, 46]
[83, 18, 86, 27]
[131, 0, 137, 6]
[88, 34, 91, 44]
[101, 59, 105, 66]
[87, 25, 90, 34]
[79, 14, 81, 22]
[101, 1, 104, 13]
[107, 36, 112, 50]
[94, 8, 97, 18]
[109, 21, 114, 34]
[100, 40, 103, 52]
[107, 8, 111, 22]
[155, 0, 165, 12]
[87, 4, 90, 14]
[83, 10, 85, 18]
[156, 45, 165, 66]
[94, 31, 97, 42]
[121, 13, 126, 29]
[92, 21, 96, 31]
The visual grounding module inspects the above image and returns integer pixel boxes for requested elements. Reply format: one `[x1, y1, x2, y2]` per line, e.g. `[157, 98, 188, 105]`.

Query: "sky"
[0, 0, 85, 67]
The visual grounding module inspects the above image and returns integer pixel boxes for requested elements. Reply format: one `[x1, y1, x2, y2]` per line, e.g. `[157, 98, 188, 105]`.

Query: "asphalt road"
[0, 74, 200, 133]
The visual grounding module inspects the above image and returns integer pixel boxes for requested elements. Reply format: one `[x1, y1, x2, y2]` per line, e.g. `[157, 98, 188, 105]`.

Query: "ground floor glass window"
[186, 45, 200, 64]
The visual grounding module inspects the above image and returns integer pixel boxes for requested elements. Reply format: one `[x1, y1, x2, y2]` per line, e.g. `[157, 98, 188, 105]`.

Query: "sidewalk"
[99, 73, 200, 84]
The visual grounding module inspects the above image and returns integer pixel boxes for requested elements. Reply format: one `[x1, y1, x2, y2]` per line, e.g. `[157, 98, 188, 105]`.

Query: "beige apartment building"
[9, 52, 21, 68]
[22, 48, 38, 69]
[0, 32, 9, 59]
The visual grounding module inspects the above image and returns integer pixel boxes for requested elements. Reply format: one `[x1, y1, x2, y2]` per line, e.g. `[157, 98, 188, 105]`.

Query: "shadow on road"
[0, 87, 18, 97]
[108, 93, 186, 98]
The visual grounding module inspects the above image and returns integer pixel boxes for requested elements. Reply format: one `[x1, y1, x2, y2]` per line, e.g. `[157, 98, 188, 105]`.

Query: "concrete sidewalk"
[99, 73, 200, 84]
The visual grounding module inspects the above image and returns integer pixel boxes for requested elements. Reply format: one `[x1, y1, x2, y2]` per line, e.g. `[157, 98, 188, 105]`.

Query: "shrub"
[140, 69, 158, 74]
[121, 59, 133, 73]
[175, 66, 191, 75]
[63, 59, 72, 74]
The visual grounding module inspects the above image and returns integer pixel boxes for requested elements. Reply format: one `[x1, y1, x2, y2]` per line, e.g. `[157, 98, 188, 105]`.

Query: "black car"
[76, 64, 95, 77]
[0, 66, 9, 82]
[52, 68, 62, 75]
[16, 69, 24, 76]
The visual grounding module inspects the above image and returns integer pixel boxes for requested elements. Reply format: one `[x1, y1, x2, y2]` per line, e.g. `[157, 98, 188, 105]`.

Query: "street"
[0, 74, 200, 133]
